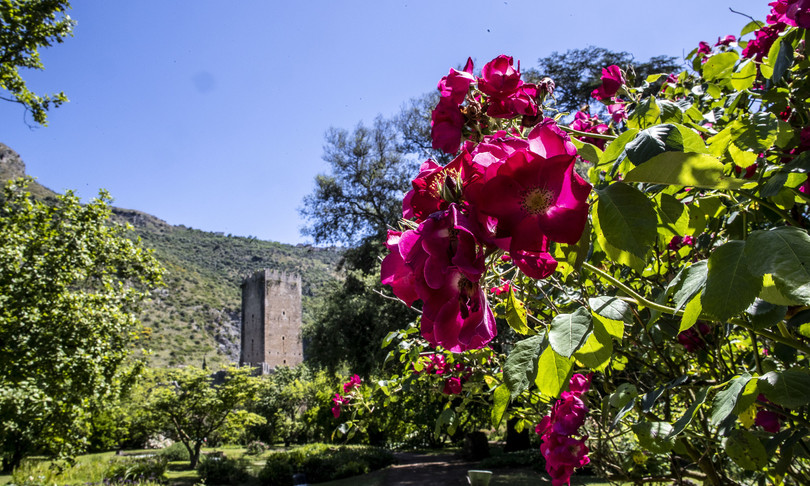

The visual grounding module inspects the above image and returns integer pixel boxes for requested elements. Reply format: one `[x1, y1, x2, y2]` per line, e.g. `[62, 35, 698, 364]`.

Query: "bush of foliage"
[258, 444, 395, 484]
[105, 455, 168, 484]
[196, 452, 251, 485]
[246, 440, 270, 455]
[158, 442, 190, 462]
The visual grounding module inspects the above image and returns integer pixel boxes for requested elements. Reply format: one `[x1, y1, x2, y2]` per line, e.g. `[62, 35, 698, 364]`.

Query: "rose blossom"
[431, 97, 465, 154]
[591, 65, 625, 101]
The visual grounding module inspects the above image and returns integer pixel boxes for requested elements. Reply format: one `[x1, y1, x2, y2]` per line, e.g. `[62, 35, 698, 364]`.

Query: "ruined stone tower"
[240, 269, 303, 374]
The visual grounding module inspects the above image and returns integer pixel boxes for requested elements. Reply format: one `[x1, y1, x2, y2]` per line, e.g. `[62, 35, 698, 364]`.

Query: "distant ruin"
[240, 269, 303, 374]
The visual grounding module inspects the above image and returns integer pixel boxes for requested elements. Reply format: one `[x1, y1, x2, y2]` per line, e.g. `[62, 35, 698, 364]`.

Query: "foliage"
[0, 0, 74, 125]
[245, 440, 269, 455]
[146, 365, 264, 468]
[258, 444, 395, 485]
[530, 46, 680, 113]
[105, 455, 168, 484]
[369, 3, 810, 484]
[195, 451, 251, 485]
[158, 442, 190, 462]
[248, 365, 339, 446]
[0, 178, 163, 471]
[304, 272, 420, 376]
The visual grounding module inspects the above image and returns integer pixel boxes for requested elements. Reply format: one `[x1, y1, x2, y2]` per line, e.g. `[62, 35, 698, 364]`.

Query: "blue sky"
[2, 0, 769, 245]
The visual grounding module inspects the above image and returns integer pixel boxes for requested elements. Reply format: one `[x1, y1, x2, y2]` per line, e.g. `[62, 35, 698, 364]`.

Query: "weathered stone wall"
[240, 269, 303, 372]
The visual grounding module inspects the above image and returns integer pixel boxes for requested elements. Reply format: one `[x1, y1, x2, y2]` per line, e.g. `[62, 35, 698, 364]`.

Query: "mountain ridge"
[0, 143, 342, 368]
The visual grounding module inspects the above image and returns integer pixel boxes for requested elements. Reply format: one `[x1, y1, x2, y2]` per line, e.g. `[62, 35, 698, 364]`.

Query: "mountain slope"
[1, 143, 342, 368]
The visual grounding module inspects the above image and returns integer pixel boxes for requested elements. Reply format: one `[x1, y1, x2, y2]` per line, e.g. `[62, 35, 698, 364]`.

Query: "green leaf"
[491, 384, 510, 428]
[732, 112, 778, 153]
[745, 227, 810, 305]
[535, 346, 573, 399]
[600, 128, 638, 168]
[703, 51, 739, 81]
[595, 183, 658, 259]
[624, 152, 744, 190]
[625, 124, 681, 166]
[667, 387, 709, 439]
[670, 260, 708, 312]
[633, 422, 675, 453]
[589, 296, 630, 341]
[771, 35, 794, 84]
[571, 138, 603, 164]
[628, 96, 660, 128]
[730, 59, 757, 91]
[724, 429, 768, 471]
[657, 100, 683, 124]
[702, 241, 762, 321]
[656, 193, 689, 239]
[506, 289, 531, 335]
[680, 295, 703, 333]
[609, 383, 638, 410]
[573, 330, 612, 372]
[741, 20, 760, 37]
[548, 307, 592, 358]
[758, 368, 810, 408]
[503, 334, 546, 400]
[711, 374, 753, 426]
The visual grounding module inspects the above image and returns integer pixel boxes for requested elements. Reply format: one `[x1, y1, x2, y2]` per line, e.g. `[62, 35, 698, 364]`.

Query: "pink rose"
[431, 97, 465, 154]
[478, 55, 523, 99]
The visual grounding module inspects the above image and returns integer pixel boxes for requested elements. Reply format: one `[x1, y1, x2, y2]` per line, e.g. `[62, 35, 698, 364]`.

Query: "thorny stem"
[558, 125, 618, 140]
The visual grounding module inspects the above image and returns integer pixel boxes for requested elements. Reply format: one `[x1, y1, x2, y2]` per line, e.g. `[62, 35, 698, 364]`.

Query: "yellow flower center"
[521, 187, 554, 215]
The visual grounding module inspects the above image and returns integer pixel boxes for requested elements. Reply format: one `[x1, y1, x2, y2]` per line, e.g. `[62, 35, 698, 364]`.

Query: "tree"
[147, 366, 264, 468]
[0, 178, 163, 471]
[301, 116, 412, 271]
[529, 46, 680, 113]
[0, 0, 74, 126]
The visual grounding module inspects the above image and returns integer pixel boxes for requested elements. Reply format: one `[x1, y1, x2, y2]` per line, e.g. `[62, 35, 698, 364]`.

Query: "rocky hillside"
[0, 143, 342, 369]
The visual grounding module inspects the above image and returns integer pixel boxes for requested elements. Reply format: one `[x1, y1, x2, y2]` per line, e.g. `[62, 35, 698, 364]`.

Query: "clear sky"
[2, 0, 769, 245]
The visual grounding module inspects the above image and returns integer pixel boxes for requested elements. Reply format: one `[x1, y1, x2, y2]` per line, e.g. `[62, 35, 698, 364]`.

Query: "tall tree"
[0, 178, 163, 471]
[530, 46, 681, 113]
[0, 0, 74, 126]
[301, 115, 412, 272]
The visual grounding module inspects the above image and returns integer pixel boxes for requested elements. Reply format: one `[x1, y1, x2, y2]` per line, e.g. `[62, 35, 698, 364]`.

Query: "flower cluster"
[569, 112, 611, 149]
[332, 374, 362, 418]
[740, 0, 809, 61]
[430, 55, 554, 155]
[413, 353, 470, 395]
[382, 60, 592, 351]
[536, 374, 592, 486]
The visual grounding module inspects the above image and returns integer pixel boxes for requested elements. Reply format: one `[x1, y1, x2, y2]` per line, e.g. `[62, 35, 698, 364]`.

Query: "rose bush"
[334, 1, 810, 483]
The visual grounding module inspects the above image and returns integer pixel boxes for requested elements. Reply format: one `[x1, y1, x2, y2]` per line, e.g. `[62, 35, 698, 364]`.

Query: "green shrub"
[105, 454, 168, 483]
[196, 452, 251, 485]
[479, 449, 542, 471]
[258, 444, 394, 484]
[246, 440, 269, 455]
[258, 454, 294, 486]
[158, 442, 190, 462]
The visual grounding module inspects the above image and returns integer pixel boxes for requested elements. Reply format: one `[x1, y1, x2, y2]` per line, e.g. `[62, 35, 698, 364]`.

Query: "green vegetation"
[115, 208, 341, 369]
[0, 178, 163, 471]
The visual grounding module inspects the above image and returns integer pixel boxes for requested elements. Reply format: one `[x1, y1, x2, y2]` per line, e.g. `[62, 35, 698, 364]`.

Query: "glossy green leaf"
[535, 346, 573, 398]
[680, 294, 702, 332]
[745, 227, 810, 305]
[702, 241, 761, 321]
[669, 260, 708, 312]
[609, 383, 638, 410]
[589, 296, 630, 341]
[595, 183, 657, 259]
[548, 307, 592, 358]
[771, 35, 794, 83]
[624, 152, 744, 190]
[600, 128, 638, 168]
[732, 112, 778, 153]
[503, 334, 546, 400]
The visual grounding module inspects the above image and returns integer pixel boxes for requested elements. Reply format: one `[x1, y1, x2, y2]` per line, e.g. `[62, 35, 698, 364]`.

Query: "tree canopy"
[0, 178, 163, 471]
[0, 0, 74, 126]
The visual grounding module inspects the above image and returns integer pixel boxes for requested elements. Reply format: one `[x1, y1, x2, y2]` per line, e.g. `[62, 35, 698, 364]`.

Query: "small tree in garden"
[147, 366, 264, 468]
[332, 2, 810, 484]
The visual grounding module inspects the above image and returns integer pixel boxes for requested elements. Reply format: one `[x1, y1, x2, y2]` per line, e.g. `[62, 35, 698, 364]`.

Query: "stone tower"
[240, 269, 303, 374]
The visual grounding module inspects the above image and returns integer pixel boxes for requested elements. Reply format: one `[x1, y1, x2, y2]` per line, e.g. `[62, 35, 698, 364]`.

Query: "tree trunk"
[190, 442, 203, 469]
